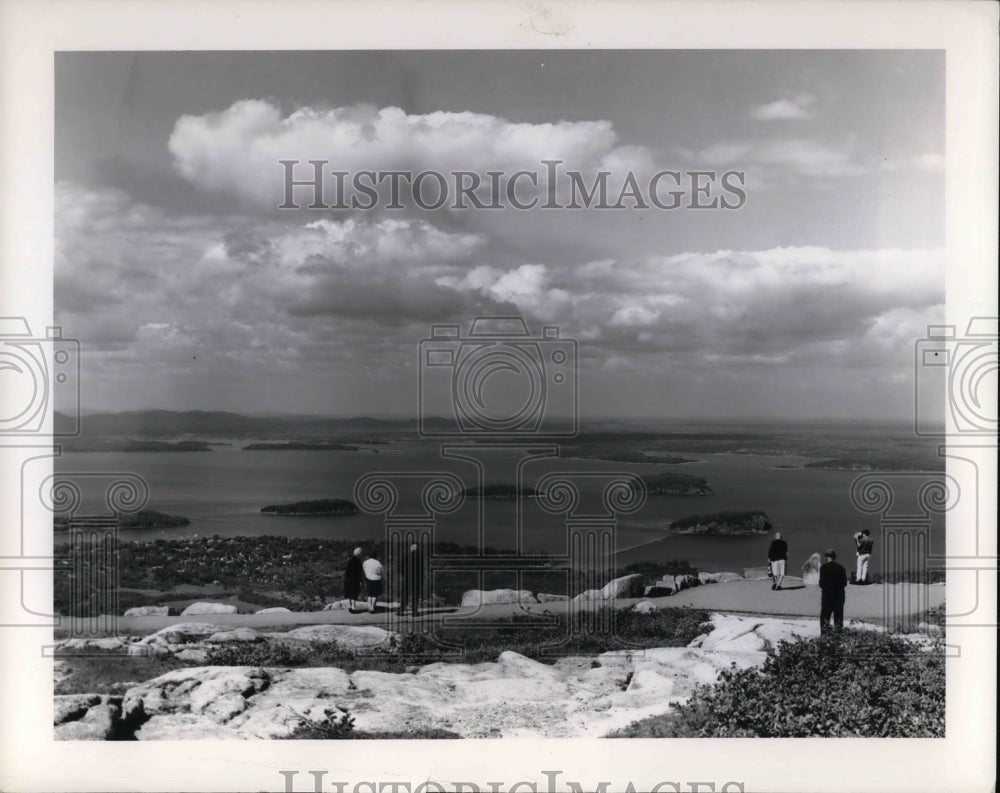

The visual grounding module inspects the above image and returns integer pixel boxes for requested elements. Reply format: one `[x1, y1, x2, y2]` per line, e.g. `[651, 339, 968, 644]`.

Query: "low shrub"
[612, 628, 944, 737]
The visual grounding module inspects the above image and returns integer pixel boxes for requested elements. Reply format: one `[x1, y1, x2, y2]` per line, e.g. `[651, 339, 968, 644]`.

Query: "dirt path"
[62, 579, 944, 637]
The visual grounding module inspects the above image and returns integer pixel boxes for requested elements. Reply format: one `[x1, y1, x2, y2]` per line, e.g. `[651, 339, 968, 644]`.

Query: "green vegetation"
[206, 607, 711, 670]
[611, 629, 944, 737]
[668, 510, 772, 535]
[54, 649, 193, 695]
[54, 509, 190, 533]
[260, 498, 359, 515]
[462, 484, 537, 500]
[244, 442, 358, 451]
[634, 472, 713, 496]
[805, 456, 945, 472]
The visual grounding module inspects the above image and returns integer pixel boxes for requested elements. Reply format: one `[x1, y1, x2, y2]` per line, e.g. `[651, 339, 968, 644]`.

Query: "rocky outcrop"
[55, 612, 930, 740]
[698, 572, 744, 585]
[632, 600, 657, 614]
[802, 554, 822, 586]
[461, 589, 538, 607]
[181, 602, 238, 616]
[124, 606, 172, 617]
[743, 566, 771, 580]
[536, 593, 570, 603]
[255, 607, 292, 614]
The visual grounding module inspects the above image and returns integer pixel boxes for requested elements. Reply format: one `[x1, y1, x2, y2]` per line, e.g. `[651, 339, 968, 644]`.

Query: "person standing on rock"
[767, 531, 788, 590]
[853, 529, 874, 585]
[344, 547, 364, 613]
[819, 548, 848, 634]
[399, 542, 424, 618]
[362, 550, 384, 613]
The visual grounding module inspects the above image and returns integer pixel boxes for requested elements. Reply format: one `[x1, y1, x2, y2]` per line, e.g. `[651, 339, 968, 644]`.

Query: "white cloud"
[750, 95, 816, 121]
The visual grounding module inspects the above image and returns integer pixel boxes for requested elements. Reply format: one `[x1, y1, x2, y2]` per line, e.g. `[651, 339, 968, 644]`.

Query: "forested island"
[62, 439, 212, 452]
[634, 472, 713, 496]
[462, 484, 538, 500]
[53, 509, 190, 532]
[805, 456, 945, 472]
[667, 510, 772, 535]
[243, 442, 359, 451]
[260, 498, 360, 515]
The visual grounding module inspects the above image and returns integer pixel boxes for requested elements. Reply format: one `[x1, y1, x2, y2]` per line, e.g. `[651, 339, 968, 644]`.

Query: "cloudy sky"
[55, 50, 944, 420]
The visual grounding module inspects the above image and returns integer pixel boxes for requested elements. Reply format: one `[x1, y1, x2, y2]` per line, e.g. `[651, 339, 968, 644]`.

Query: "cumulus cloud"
[167, 100, 648, 211]
[750, 95, 817, 121]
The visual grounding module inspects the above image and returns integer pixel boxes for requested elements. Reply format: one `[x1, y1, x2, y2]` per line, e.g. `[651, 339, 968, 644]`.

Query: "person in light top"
[362, 550, 384, 614]
[853, 529, 874, 584]
[767, 531, 788, 591]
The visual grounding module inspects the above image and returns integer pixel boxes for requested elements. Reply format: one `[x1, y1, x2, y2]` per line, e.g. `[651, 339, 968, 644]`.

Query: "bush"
[613, 629, 944, 737]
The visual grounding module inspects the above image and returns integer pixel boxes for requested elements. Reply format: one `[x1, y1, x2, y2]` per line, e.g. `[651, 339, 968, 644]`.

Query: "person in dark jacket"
[343, 547, 364, 612]
[767, 531, 788, 590]
[819, 548, 848, 633]
[399, 542, 424, 617]
[853, 529, 874, 584]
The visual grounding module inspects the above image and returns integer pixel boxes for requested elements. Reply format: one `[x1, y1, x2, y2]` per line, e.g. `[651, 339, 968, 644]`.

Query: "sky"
[54, 50, 945, 420]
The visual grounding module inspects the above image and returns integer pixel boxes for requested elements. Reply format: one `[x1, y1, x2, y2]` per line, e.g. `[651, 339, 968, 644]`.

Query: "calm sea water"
[55, 442, 945, 573]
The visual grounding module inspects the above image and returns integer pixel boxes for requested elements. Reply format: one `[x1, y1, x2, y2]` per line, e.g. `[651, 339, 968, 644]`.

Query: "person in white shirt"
[362, 551, 384, 613]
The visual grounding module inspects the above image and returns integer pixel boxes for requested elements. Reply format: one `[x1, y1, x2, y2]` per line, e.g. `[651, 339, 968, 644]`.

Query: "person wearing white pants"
[853, 529, 873, 584]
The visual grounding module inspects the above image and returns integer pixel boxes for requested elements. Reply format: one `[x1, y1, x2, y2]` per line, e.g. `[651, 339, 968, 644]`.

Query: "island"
[462, 484, 538, 500]
[260, 498, 360, 516]
[562, 449, 696, 464]
[243, 442, 359, 451]
[53, 509, 190, 532]
[667, 510, 772, 535]
[633, 472, 714, 496]
[804, 456, 945, 472]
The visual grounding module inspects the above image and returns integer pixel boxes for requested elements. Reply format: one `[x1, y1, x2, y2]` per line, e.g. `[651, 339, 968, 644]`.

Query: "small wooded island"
[462, 484, 538, 500]
[243, 442, 359, 451]
[260, 498, 360, 515]
[633, 472, 714, 496]
[53, 510, 191, 531]
[667, 510, 772, 535]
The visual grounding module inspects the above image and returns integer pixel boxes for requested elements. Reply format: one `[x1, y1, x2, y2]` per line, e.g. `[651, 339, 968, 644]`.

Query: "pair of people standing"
[343, 547, 383, 613]
[342, 544, 424, 616]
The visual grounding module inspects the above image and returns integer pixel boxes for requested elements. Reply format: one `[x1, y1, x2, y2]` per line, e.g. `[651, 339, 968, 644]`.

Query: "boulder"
[54, 693, 102, 725]
[276, 624, 397, 651]
[599, 574, 645, 599]
[124, 605, 171, 617]
[54, 700, 121, 740]
[571, 589, 602, 603]
[802, 553, 822, 586]
[536, 593, 570, 603]
[255, 607, 292, 614]
[643, 585, 674, 598]
[742, 566, 772, 581]
[206, 628, 260, 644]
[698, 572, 744, 585]
[671, 574, 700, 591]
[181, 602, 238, 616]
[632, 600, 658, 614]
[322, 599, 352, 611]
[174, 648, 210, 664]
[60, 637, 126, 652]
[140, 623, 232, 645]
[460, 589, 538, 607]
[128, 642, 169, 658]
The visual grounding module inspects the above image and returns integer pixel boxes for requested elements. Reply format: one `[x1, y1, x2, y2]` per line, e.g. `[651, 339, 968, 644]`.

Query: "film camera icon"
[0, 317, 80, 437]
[915, 317, 998, 437]
[418, 316, 578, 437]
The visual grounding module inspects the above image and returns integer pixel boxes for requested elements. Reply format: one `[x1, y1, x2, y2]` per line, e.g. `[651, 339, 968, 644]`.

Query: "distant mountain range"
[55, 410, 431, 438]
